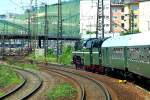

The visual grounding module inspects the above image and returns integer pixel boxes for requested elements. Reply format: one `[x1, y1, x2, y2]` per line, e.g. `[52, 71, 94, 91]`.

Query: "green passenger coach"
[102, 33, 150, 79]
[126, 33, 150, 79]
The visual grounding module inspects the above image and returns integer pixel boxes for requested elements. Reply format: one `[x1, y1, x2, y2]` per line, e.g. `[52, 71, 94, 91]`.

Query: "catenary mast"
[96, 0, 104, 39]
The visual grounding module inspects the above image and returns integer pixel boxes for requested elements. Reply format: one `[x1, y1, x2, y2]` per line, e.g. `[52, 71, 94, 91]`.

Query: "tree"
[86, 31, 96, 34]
[120, 29, 140, 35]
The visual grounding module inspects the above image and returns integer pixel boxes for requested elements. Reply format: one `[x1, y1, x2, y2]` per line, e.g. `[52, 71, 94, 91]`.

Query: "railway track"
[41, 65, 111, 100]
[41, 67, 85, 100]
[41, 63, 150, 100]
[1, 68, 43, 100]
[4, 58, 150, 100]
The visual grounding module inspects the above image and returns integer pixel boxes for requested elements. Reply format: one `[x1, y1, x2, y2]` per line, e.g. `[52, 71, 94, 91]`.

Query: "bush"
[26, 46, 73, 65]
[120, 29, 140, 35]
[59, 46, 73, 65]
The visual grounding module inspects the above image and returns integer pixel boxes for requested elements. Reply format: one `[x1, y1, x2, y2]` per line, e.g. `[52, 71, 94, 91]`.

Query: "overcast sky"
[0, 0, 70, 14]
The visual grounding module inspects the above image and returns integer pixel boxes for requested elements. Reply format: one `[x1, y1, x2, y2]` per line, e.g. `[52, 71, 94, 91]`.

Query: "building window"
[112, 8, 117, 12]
[112, 24, 115, 29]
[131, 5, 139, 10]
[135, 24, 137, 27]
[105, 7, 109, 9]
[112, 16, 117, 20]
[121, 8, 124, 12]
[106, 16, 109, 19]
[121, 23, 124, 28]
[106, 24, 109, 27]
[121, 16, 124, 20]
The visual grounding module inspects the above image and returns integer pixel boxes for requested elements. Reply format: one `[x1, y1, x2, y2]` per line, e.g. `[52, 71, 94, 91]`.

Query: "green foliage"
[86, 31, 96, 34]
[46, 83, 77, 100]
[5, 57, 38, 70]
[47, 49, 55, 57]
[59, 46, 73, 65]
[27, 46, 73, 65]
[14, 63, 38, 70]
[121, 29, 140, 35]
[2, 0, 80, 37]
[0, 92, 4, 97]
[0, 64, 21, 87]
[27, 48, 57, 63]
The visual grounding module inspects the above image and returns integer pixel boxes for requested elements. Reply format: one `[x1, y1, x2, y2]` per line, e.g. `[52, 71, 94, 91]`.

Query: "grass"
[5, 58, 38, 70]
[0, 64, 22, 87]
[46, 83, 77, 100]
[14, 63, 38, 70]
[27, 53, 57, 63]
[0, 92, 4, 97]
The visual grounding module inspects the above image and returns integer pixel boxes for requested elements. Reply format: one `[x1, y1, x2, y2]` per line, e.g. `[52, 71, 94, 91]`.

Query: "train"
[72, 33, 150, 80]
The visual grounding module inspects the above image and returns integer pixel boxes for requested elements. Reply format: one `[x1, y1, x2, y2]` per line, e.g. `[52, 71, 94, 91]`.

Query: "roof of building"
[102, 32, 150, 47]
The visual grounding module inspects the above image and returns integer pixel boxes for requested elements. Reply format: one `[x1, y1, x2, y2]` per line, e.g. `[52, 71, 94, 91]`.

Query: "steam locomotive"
[72, 33, 150, 80]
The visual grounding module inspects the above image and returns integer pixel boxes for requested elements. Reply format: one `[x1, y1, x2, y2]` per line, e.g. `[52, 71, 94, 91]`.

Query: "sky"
[0, 0, 70, 14]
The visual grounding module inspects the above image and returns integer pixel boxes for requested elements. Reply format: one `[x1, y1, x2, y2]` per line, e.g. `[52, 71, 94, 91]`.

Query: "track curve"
[41, 65, 111, 100]
[41, 67, 85, 100]
[1, 68, 43, 100]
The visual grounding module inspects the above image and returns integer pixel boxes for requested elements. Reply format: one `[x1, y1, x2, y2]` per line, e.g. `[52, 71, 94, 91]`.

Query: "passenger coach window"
[129, 48, 140, 61]
[143, 47, 150, 63]
[112, 48, 123, 59]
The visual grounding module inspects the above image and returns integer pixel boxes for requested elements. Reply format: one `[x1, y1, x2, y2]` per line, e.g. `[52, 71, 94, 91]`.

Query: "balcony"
[111, 3, 124, 6]
[111, 0, 124, 6]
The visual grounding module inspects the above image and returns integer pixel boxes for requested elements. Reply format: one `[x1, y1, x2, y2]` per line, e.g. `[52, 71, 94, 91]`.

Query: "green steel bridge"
[0, 0, 80, 57]
[0, 0, 80, 38]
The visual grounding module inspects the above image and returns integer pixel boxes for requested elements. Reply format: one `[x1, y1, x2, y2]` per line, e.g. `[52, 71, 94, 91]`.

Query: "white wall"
[139, 1, 150, 32]
[80, 0, 110, 39]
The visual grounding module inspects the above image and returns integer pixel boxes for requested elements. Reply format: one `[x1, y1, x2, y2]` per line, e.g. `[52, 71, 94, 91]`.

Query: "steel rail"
[44, 65, 111, 100]
[0, 70, 26, 99]
[1, 67, 43, 100]
[42, 67, 85, 100]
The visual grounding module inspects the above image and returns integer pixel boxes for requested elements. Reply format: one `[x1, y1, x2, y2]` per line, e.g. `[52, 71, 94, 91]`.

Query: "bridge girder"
[0, 20, 28, 31]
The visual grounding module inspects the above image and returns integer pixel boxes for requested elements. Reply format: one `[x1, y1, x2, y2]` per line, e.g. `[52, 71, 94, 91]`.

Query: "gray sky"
[0, 0, 70, 14]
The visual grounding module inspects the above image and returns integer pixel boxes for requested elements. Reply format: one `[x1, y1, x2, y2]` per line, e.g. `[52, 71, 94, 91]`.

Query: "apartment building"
[124, 0, 139, 31]
[139, 0, 150, 32]
[80, 0, 111, 39]
[111, 0, 125, 33]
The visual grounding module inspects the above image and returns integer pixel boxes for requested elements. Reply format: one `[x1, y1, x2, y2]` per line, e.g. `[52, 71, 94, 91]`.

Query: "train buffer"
[118, 80, 127, 84]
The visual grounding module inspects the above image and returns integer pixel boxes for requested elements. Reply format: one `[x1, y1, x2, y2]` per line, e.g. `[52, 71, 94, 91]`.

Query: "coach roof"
[102, 33, 150, 47]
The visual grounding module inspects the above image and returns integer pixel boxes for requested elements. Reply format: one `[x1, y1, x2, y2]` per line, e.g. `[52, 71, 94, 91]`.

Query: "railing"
[124, 0, 140, 4]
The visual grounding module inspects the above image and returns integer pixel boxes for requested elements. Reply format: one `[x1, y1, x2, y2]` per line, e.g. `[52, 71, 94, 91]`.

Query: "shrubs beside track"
[27, 46, 73, 66]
